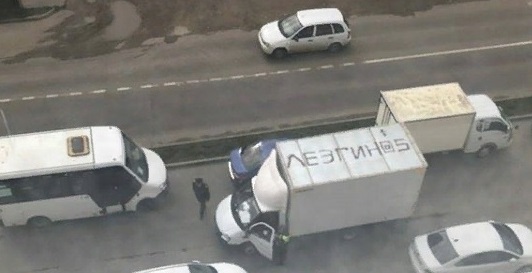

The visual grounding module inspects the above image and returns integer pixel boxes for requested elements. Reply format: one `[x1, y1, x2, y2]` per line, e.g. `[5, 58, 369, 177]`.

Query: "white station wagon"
[409, 221, 532, 273]
[258, 8, 351, 58]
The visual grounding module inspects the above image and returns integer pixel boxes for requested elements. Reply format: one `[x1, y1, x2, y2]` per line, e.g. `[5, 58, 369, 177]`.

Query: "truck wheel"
[241, 242, 257, 255]
[515, 265, 532, 273]
[137, 198, 158, 212]
[477, 144, 496, 158]
[28, 216, 52, 228]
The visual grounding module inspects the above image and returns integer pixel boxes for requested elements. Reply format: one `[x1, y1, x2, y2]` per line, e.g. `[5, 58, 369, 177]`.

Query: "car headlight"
[221, 233, 231, 242]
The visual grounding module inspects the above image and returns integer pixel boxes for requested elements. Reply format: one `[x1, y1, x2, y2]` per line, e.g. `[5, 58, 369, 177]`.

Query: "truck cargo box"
[274, 123, 427, 236]
[376, 83, 476, 154]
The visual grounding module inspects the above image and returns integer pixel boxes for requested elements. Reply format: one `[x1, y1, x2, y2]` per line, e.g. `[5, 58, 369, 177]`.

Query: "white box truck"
[375, 82, 515, 157]
[215, 123, 427, 261]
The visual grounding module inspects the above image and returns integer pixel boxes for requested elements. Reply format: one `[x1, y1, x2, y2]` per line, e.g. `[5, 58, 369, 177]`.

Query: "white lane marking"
[364, 40, 532, 64]
[3, 40, 530, 103]
[270, 70, 289, 75]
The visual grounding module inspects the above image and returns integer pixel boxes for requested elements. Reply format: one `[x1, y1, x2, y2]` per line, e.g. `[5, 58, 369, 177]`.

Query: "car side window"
[455, 251, 516, 266]
[332, 23, 345, 33]
[315, 24, 333, 36]
[295, 26, 314, 39]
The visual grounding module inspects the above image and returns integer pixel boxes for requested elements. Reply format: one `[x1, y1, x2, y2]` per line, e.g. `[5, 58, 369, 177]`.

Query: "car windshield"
[231, 184, 261, 229]
[122, 133, 149, 182]
[491, 222, 523, 255]
[427, 230, 459, 265]
[188, 264, 217, 273]
[241, 141, 263, 170]
[278, 14, 303, 37]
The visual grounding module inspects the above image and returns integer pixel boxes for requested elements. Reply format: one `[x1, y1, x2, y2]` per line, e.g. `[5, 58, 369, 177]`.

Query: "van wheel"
[272, 48, 287, 59]
[242, 242, 257, 255]
[328, 42, 343, 53]
[28, 216, 52, 228]
[137, 198, 158, 212]
[477, 144, 496, 158]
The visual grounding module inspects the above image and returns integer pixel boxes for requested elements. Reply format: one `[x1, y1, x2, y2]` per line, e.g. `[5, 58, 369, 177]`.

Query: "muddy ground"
[5, 0, 486, 63]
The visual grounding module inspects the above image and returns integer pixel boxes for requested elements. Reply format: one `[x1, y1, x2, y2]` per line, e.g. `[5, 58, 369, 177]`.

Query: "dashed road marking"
[1, 40, 530, 103]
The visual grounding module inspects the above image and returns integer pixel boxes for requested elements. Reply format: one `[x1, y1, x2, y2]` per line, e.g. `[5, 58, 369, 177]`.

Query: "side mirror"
[292, 36, 299, 42]
[515, 125, 519, 130]
[244, 230, 250, 238]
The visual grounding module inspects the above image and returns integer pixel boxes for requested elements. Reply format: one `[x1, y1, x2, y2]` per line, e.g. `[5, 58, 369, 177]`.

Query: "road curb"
[165, 113, 532, 169]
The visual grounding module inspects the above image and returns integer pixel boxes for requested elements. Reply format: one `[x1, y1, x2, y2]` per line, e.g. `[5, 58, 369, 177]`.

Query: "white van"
[0, 126, 168, 227]
[258, 8, 351, 58]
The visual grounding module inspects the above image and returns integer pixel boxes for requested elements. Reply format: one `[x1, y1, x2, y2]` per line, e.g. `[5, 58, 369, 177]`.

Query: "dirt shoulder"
[3, 0, 486, 63]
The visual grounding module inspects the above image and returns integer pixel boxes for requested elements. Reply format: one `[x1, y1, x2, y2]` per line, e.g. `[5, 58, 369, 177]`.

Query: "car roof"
[446, 222, 505, 257]
[296, 8, 344, 26]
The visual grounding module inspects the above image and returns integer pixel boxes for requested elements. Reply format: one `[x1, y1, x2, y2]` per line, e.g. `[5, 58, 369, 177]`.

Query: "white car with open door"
[133, 261, 248, 273]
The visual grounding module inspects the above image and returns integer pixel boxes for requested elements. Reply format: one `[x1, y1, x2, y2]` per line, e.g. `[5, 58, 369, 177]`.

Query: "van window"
[486, 120, 507, 132]
[332, 23, 345, 33]
[295, 26, 314, 39]
[315, 24, 333, 36]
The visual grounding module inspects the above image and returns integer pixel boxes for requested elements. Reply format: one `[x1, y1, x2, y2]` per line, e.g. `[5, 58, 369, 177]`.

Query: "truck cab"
[464, 94, 514, 157]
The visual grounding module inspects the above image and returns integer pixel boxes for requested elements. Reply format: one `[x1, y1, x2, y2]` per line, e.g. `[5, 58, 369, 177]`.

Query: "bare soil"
[4, 0, 486, 63]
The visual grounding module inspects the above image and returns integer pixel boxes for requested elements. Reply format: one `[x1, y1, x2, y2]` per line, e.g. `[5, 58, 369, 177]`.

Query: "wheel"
[136, 198, 158, 212]
[241, 242, 257, 255]
[515, 265, 532, 273]
[476, 144, 496, 158]
[272, 48, 287, 59]
[28, 216, 52, 228]
[327, 42, 343, 53]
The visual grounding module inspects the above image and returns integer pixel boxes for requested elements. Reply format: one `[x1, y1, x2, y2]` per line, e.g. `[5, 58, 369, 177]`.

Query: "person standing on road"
[273, 233, 290, 265]
[192, 178, 210, 220]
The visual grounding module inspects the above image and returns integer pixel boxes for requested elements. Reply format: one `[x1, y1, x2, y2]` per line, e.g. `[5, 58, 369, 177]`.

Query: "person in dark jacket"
[192, 178, 210, 220]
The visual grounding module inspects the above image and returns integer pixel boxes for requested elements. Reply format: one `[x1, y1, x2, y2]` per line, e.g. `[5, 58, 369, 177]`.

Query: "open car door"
[248, 222, 275, 260]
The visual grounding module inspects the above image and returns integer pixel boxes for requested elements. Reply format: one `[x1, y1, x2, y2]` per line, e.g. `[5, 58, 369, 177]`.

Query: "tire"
[28, 216, 52, 228]
[327, 42, 343, 53]
[241, 242, 257, 255]
[476, 144, 496, 158]
[515, 265, 532, 273]
[272, 48, 287, 59]
[136, 198, 158, 212]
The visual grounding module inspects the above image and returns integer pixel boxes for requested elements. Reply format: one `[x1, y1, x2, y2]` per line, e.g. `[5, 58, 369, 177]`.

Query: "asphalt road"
[0, 118, 530, 273]
[0, 0, 530, 146]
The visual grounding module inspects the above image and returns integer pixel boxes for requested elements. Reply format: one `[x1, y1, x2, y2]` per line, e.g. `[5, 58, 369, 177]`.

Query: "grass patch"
[153, 96, 532, 164]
